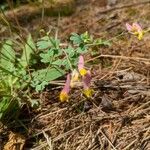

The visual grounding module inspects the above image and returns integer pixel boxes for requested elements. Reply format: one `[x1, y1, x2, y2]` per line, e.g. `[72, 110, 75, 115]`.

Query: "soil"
[0, 0, 150, 149]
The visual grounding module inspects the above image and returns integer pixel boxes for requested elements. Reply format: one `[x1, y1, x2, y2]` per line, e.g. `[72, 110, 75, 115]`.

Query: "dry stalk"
[100, 129, 117, 150]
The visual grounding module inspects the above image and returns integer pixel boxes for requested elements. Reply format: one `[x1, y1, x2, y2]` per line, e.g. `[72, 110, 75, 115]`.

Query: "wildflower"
[78, 55, 94, 98]
[82, 70, 94, 98]
[78, 55, 88, 76]
[59, 74, 71, 102]
[126, 22, 144, 40]
[70, 69, 80, 88]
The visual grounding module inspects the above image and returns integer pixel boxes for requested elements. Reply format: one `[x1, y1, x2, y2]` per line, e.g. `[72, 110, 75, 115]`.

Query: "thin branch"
[100, 129, 117, 150]
[86, 54, 150, 64]
[42, 130, 53, 150]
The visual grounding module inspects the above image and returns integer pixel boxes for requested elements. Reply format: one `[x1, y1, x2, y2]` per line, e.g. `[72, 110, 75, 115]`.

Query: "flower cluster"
[59, 55, 93, 102]
[126, 22, 144, 40]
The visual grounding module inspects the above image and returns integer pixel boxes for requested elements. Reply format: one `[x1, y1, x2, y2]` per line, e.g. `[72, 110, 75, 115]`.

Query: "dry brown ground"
[0, 0, 150, 150]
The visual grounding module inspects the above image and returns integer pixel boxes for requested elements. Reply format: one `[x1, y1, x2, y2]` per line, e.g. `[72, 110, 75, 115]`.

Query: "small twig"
[53, 124, 88, 142]
[76, 132, 90, 150]
[42, 130, 53, 150]
[100, 129, 117, 150]
[141, 127, 150, 143]
[86, 54, 150, 64]
[112, 125, 122, 146]
[122, 139, 137, 150]
[131, 100, 150, 116]
[104, 57, 122, 80]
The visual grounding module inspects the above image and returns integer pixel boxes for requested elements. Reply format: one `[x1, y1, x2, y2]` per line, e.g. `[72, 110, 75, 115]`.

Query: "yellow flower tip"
[83, 88, 94, 98]
[137, 32, 143, 40]
[59, 92, 69, 102]
[133, 31, 144, 40]
[79, 68, 87, 76]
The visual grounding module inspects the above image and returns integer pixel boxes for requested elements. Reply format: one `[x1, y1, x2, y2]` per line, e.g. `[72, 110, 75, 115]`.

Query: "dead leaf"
[4, 132, 25, 150]
[117, 71, 143, 82]
[101, 95, 115, 112]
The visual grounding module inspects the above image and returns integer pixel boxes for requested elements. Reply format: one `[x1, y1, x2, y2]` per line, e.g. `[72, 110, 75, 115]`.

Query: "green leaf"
[52, 59, 63, 67]
[76, 47, 87, 54]
[0, 97, 19, 120]
[20, 34, 36, 68]
[37, 36, 52, 50]
[35, 81, 49, 92]
[32, 68, 65, 82]
[0, 97, 10, 119]
[62, 59, 71, 70]
[37, 36, 60, 50]
[49, 38, 60, 49]
[0, 40, 15, 71]
[81, 31, 93, 43]
[31, 67, 66, 91]
[65, 46, 75, 57]
[101, 40, 111, 46]
[94, 39, 111, 47]
[70, 33, 83, 45]
[40, 50, 54, 63]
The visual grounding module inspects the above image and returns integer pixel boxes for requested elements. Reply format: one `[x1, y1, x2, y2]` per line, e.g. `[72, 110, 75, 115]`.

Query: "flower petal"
[59, 74, 71, 102]
[133, 22, 142, 32]
[126, 22, 144, 40]
[83, 71, 92, 90]
[126, 23, 132, 32]
[137, 32, 143, 40]
[70, 69, 80, 88]
[63, 74, 71, 94]
[78, 55, 84, 71]
[83, 88, 94, 98]
[78, 55, 88, 76]
[79, 68, 87, 76]
[59, 92, 69, 102]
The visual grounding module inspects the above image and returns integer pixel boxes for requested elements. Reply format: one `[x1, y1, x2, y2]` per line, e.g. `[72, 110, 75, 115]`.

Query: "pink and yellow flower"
[78, 55, 94, 98]
[78, 55, 88, 77]
[82, 70, 93, 98]
[126, 22, 144, 40]
[59, 74, 71, 102]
